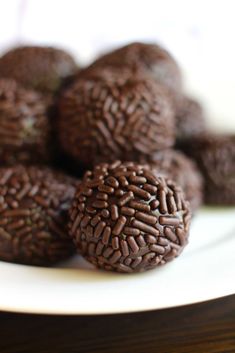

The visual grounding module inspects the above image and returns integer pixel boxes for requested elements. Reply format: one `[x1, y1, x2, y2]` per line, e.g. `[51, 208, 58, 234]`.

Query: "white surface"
[0, 207, 234, 315]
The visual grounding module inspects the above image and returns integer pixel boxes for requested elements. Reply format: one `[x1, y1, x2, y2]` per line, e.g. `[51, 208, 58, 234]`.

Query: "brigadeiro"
[175, 96, 206, 143]
[87, 42, 182, 91]
[180, 134, 235, 205]
[58, 75, 175, 168]
[0, 46, 77, 94]
[0, 78, 52, 165]
[68, 161, 191, 273]
[0, 165, 78, 266]
[147, 150, 203, 212]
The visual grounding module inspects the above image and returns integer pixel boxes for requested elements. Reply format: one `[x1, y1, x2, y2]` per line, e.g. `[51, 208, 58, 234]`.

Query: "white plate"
[0, 207, 234, 315]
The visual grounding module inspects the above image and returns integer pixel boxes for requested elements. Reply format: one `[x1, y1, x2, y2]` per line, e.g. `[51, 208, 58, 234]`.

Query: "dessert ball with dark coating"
[0, 78, 51, 165]
[147, 150, 203, 212]
[88, 42, 182, 91]
[58, 76, 175, 168]
[180, 134, 235, 205]
[0, 46, 77, 94]
[0, 165, 78, 266]
[68, 161, 191, 273]
[175, 96, 206, 142]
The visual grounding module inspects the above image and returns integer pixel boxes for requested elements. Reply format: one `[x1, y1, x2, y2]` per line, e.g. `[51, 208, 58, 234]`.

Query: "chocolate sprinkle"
[58, 76, 175, 167]
[0, 165, 78, 265]
[68, 161, 191, 273]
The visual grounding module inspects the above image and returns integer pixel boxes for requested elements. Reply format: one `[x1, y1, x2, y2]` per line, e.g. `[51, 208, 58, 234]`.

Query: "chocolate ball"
[180, 134, 235, 205]
[175, 96, 206, 142]
[88, 42, 182, 91]
[58, 76, 175, 168]
[147, 150, 203, 212]
[0, 78, 52, 165]
[69, 161, 191, 273]
[0, 46, 77, 94]
[0, 165, 78, 265]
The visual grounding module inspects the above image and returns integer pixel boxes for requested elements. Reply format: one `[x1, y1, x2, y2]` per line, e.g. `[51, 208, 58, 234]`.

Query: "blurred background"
[0, 0, 234, 131]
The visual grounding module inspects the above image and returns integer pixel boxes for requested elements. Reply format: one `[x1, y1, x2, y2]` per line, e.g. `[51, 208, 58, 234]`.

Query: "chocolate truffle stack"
[0, 42, 194, 272]
[56, 42, 197, 272]
[0, 45, 80, 266]
[1, 40, 232, 273]
[58, 42, 203, 214]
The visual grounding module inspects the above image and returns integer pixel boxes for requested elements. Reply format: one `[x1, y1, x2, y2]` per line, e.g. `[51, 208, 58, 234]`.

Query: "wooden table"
[0, 294, 235, 353]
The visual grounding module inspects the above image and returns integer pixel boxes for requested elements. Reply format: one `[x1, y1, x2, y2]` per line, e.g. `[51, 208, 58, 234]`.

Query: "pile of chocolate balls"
[0, 43, 233, 273]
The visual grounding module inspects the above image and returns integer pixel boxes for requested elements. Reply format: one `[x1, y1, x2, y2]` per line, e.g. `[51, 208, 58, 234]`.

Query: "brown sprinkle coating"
[0, 78, 51, 165]
[69, 161, 191, 273]
[58, 75, 175, 168]
[0, 165, 78, 266]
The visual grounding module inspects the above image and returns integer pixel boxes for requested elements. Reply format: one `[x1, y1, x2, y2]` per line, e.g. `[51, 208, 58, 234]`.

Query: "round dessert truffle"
[146, 150, 203, 212]
[0, 165, 78, 265]
[180, 134, 235, 205]
[88, 42, 182, 91]
[0, 78, 52, 165]
[0, 46, 77, 94]
[175, 96, 206, 142]
[69, 161, 191, 273]
[58, 76, 175, 168]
